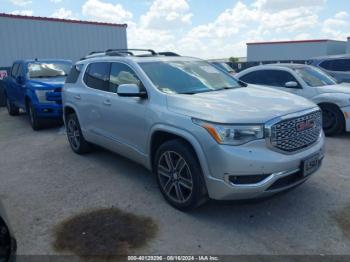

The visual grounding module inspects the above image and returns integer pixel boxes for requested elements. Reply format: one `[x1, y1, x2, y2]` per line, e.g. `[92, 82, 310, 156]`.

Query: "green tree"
[229, 57, 239, 63]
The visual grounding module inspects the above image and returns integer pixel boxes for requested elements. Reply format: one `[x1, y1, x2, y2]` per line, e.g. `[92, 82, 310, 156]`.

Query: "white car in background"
[236, 64, 350, 136]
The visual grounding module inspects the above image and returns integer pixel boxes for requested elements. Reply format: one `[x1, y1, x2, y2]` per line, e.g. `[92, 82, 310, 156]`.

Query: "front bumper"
[341, 105, 350, 132]
[33, 103, 63, 119]
[201, 133, 325, 200]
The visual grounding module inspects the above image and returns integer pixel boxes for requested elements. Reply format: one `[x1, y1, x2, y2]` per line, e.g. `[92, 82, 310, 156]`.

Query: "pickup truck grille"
[269, 110, 322, 153]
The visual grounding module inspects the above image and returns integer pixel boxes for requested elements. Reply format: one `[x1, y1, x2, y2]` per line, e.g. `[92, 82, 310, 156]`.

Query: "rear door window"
[83, 62, 110, 91]
[239, 71, 266, 85]
[320, 59, 350, 72]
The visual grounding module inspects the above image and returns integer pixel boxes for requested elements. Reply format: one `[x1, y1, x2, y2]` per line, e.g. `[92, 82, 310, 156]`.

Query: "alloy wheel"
[322, 109, 336, 130]
[6, 98, 10, 114]
[29, 106, 34, 125]
[157, 151, 193, 204]
[67, 119, 81, 150]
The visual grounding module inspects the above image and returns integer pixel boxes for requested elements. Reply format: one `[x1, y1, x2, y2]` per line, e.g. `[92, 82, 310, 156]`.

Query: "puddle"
[334, 206, 350, 239]
[53, 208, 158, 260]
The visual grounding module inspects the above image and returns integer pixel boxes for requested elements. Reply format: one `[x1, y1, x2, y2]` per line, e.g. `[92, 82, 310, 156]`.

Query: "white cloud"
[79, 0, 349, 58]
[51, 8, 74, 19]
[11, 0, 32, 6]
[176, 0, 322, 58]
[50, 0, 62, 3]
[322, 11, 350, 39]
[11, 9, 33, 16]
[253, 0, 325, 12]
[82, 0, 132, 24]
[140, 0, 193, 29]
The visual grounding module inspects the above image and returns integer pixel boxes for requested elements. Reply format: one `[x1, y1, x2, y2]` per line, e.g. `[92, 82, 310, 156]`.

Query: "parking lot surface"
[0, 108, 350, 256]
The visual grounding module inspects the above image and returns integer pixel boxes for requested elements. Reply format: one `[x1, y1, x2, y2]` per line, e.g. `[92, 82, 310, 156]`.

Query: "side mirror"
[117, 84, 147, 98]
[16, 76, 24, 84]
[285, 81, 299, 88]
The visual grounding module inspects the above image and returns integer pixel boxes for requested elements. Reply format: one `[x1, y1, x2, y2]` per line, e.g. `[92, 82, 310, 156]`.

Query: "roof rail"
[158, 52, 180, 57]
[80, 49, 181, 61]
[106, 49, 158, 56]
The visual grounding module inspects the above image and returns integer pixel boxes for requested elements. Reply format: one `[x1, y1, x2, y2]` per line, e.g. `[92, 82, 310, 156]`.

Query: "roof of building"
[246, 39, 338, 45]
[0, 13, 127, 28]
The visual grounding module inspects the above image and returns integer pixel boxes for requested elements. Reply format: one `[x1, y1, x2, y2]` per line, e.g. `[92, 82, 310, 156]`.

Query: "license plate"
[302, 154, 320, 177]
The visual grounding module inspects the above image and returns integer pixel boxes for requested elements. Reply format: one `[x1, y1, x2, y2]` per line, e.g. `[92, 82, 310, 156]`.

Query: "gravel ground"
[0, 108, 350, 256]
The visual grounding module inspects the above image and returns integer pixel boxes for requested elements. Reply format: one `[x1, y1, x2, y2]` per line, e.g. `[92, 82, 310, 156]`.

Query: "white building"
[0, 13, 128, 67]
[247, 39, 348, 62]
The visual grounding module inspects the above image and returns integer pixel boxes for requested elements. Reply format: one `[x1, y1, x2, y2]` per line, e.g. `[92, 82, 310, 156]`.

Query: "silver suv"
[63, 49, 325, 210]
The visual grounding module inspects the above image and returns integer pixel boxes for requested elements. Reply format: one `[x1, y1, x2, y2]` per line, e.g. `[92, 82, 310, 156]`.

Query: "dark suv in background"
[0, 201, 16, 262]
[309, 55, 350, 83]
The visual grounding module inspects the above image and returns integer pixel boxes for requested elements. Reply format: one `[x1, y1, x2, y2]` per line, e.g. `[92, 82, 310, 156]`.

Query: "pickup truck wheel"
[320, 104, 345, 136]
[28, 102, 42, 131]
[66, 113, 92, 154]
[154, 140, 208, 211]
[6, 96, 19, 116]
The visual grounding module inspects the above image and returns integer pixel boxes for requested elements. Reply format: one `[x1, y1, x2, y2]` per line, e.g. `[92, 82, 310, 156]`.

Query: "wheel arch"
[148, 125, 210, 178]
[63, 103, 81, 125]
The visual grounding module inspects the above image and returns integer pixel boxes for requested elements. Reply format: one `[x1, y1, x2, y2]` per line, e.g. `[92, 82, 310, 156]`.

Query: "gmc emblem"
[296, 119, 315, 132]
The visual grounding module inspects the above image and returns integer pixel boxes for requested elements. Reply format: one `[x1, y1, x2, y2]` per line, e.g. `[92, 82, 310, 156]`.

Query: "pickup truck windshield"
[139, 60, 240, 94]
[28, 62, 71, 79]
[294, 67, 337, 87]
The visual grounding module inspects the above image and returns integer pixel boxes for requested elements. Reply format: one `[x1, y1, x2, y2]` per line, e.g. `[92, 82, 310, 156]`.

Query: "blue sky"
[1, 0, 350, 58]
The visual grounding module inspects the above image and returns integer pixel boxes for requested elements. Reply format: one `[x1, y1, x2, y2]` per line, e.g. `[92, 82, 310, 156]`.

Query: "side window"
[11, 64, 19, 78]
[17, 64, 23, 77]
[66, 64, 83, 84]
[320, 59, 350, 72]
[259, 70, 300, 87]
[83, 62, 110, 91]
[109, 63, 142, 93]
[240, 71, 267, 85]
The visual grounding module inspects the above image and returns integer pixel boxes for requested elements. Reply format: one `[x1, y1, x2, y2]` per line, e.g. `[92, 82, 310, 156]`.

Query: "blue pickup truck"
[3, 59, 72, 130]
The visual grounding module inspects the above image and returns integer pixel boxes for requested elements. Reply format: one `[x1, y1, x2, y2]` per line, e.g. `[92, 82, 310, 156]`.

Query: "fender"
[312, 93, 350, 108]
[147, 123, 212, 179]
[63, 102, 82, 126]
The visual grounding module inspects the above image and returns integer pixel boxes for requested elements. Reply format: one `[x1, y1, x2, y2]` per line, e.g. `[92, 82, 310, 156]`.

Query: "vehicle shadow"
[9, 111, 63, 130]
[83, 145, 335, 234]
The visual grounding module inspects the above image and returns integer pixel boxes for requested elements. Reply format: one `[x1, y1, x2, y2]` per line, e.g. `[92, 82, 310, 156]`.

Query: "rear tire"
[154, 139, 208, 211]
[27, 101, 42, 131]
[5, 95, 19, 116]
[319, 104, 345, 136]
[66, 113, 92, 154]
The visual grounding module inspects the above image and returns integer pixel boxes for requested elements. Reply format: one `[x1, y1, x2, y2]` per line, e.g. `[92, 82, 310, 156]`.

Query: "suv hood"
[28, 77, 65, 90]
[166, 85, 316, 124]
[315, 82, 350, 94]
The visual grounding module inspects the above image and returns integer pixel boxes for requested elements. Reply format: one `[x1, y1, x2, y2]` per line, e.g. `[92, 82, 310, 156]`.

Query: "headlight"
[192, 118, 264, 145]
[35, 90, 55, 103]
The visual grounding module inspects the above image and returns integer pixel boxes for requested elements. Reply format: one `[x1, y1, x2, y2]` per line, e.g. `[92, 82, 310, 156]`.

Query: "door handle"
[74, 95, 81, 100]
[103, 99, 111, 106]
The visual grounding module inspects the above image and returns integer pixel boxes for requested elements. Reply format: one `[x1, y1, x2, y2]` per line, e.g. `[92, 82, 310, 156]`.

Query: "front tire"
[27, 102, 42, 131]
[319, 104, 345, 136]
[154, 139, 208, 211]
[5, 95, 19, 116]
[66, 113, 92, 154]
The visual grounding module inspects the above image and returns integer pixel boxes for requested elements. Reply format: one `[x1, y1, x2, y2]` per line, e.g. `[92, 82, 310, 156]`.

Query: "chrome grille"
[269, 110, 322, 153]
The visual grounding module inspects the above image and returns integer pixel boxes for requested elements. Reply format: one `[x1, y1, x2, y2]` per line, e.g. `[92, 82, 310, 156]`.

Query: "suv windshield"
[139, 60, 240, 94]
[28, 62, 71, 79]
[294, 67, 337, 87]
